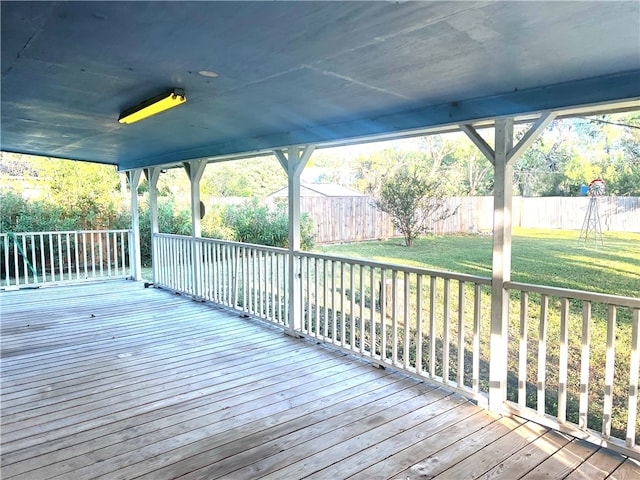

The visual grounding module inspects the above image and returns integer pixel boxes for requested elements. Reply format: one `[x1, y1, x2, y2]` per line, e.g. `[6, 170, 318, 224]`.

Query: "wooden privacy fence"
[291, 196, 639, 244]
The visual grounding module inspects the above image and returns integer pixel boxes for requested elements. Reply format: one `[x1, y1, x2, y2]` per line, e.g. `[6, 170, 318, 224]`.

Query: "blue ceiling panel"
[1, 1, 639, 170]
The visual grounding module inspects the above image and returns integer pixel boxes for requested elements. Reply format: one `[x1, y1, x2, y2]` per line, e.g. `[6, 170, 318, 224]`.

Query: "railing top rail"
[506, 281, 640, 308]
[1, 229, 131, 236]
[154, 233, 288, 255]
[297, 250, 492, 285]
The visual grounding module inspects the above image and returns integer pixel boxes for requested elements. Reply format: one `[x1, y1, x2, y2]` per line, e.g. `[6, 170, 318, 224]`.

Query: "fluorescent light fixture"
[118, 89, 186, 124]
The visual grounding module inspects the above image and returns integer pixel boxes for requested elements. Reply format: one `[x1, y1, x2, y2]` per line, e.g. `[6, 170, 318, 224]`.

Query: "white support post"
[489, 117, 514, 411]
[144, 167, 161, 285]
[462, 113, 554, 412]
[183, 160, 208, 299]
[274, 145, 316, 334]
[126, 169, 143, 281]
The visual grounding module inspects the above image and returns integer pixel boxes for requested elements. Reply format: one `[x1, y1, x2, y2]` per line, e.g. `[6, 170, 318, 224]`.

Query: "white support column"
[144, 167, 161, 285]
[489, 118, 514, 411]
[126, 169, 142, 281]
[462, 112, 555, 412]
[183, 160, 208, 299]
[274, 145, 316, 334]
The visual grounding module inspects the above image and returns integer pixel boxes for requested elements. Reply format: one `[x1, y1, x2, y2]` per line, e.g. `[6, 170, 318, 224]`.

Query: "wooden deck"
[1, 281, 639, 480]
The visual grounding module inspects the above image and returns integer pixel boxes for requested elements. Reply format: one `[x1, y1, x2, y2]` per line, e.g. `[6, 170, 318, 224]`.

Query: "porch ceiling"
[1, 1, 639, 171]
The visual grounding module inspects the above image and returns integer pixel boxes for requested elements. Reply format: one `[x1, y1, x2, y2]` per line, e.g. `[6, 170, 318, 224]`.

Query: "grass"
[315, 227, 640, 298]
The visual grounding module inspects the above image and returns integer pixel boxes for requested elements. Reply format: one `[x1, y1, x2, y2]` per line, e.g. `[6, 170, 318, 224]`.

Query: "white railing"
[504, 282, 640, 455]
[153, 234, 290, 327]
[296, 251, 493, 404]
[1, 230, 132, 289]
[151, 234, 639, 457]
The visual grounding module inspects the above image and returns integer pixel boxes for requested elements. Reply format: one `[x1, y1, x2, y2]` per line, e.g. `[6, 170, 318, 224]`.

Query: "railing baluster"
[105, 232, 111, 277]
[242, 246, 248, 312]
[223, 243, 229, 304]
[21, 235, 29, 284]
[330, 260, 336, 343]
[30, 233, 38, 283]
[113, 232, 119, 277]
[283, 252, 289, 327]
[361, 265, 366, 355]
[458, 281, 466, 387]
[81, 232, 88, 279]
[350, 263, 356, 349]
[276, 250, 281, 322]
[429, 276, 437, 378]
[558, 297, 570, 423]
[443, 278, 451, 384]
[49, 233, 55, 282]
[370, 266, 377, 358]
[404, 272, 411, 370]
[270, 252, 276, 322]
[323, 259, 329, 340]
[380, 269, 387, 361]
[253, 248, 258, 314]
[13, 235, 20, 287]
[579, 301, 592, 430]
[90, 232, 96, 279]
[74, 232, 80, 279]
[98, 232, 103, 277]
[260, 250, 266, 318]
[340, 261, 346, 347]
[538, 294, 549, 416]
[55, 233, 62, 281]
[416, 275, 423, 374]
[306, 256, 312, 333]
[315, 257, 320, 338]
[602, 304, 617, 439]
[518, 292, 529, 408]
[39, 233, 46, 283]
[120, 231, 126, 276]
[3, 234, 10, 286]
[391, 269, 398, 365]
[627, 308, 639, 448]
[473, 284, 481, 393]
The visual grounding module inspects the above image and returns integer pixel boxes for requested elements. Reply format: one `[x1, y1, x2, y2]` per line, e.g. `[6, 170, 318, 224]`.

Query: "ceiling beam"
[117, 71, 640, 171]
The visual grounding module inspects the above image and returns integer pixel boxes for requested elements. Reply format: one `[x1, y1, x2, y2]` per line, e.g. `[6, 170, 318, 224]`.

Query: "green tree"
[369, 162, 457, 247]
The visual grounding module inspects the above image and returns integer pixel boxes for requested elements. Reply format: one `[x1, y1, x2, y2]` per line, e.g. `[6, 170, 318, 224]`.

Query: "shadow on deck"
[1, 281, 638, 479]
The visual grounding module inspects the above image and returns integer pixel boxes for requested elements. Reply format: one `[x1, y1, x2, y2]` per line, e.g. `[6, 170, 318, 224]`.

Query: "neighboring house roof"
[268, 183, 365, 198]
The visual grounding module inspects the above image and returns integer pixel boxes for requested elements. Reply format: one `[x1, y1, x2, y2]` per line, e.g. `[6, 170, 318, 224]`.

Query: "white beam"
[460, 124, 495, 165]
[507, 111, 557, 163]
[144, 167, 161, 285]
[126, 169, 143, 281]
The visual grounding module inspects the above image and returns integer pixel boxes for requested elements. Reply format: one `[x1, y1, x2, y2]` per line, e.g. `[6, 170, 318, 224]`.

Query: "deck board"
[1, 280, 637, 479]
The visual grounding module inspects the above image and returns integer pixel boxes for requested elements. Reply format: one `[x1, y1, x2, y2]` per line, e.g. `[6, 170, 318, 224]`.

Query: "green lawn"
[315, 227, 640, 298]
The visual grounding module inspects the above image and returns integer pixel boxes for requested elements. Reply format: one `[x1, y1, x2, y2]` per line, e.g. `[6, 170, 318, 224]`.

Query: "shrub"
[223, 198, 315, 249]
